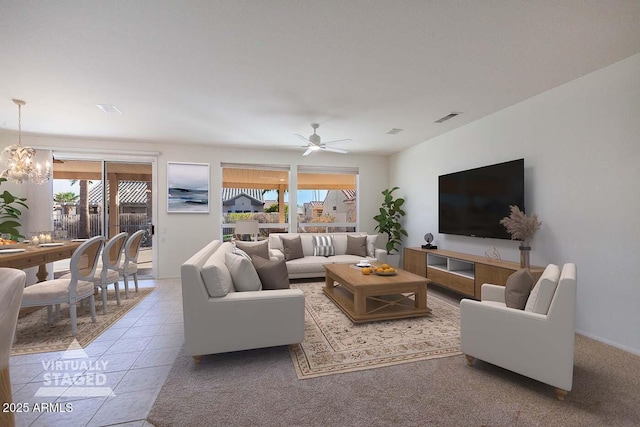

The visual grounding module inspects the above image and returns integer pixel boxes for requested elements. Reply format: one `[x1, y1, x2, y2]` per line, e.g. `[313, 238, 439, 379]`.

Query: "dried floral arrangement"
[500, 205, 541, 247]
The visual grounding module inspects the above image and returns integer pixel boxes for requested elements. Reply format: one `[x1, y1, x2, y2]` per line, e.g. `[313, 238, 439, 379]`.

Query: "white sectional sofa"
[268, 232, 387, 279]
[181, 240, 305, 362]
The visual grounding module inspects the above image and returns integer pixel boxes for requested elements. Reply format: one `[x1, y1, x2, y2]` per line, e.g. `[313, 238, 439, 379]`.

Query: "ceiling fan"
[295, 123, 351, 156]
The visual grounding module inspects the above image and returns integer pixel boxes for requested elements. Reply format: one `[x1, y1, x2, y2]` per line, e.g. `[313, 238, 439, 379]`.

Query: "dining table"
[0, 241, 83, 282]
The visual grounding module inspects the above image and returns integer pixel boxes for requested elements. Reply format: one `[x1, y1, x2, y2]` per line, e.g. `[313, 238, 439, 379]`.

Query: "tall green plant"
[373, 187, 407, 254]
[0, 177, 28, 238]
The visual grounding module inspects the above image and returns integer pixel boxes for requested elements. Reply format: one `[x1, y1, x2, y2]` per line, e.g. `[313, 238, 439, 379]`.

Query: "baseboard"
[576, 329, 640, 356]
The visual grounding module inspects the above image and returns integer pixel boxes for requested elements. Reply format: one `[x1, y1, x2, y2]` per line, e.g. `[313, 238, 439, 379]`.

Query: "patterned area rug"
[289, 282, 461, 379]
[12, 288, 154, 355]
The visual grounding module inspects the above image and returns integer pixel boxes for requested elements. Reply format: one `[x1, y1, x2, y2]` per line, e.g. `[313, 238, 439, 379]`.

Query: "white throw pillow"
[201, 248, 235, 297]
[225, 252, 262, 292]
[366, 235, 378, 258]
[233, 247, 252, 261]
[524, 264, 561, 314]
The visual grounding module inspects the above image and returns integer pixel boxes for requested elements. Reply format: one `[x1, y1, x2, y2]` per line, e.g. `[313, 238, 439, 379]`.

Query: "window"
[221, 163, 290, 241]
[296, 166, 358, 233]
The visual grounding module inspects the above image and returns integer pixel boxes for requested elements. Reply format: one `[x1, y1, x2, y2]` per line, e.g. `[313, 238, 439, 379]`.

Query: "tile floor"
[10, 278, 183, 427]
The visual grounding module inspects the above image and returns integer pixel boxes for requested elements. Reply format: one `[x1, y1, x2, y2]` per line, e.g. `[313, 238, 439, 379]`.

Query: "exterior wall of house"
[323, 190, 352, 222]
[223, 195, 263, 213]
[390, 53, 640, 354]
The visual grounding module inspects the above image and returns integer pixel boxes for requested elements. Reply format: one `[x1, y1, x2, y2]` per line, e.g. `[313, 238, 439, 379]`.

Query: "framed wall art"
[167, 162, 210, 213]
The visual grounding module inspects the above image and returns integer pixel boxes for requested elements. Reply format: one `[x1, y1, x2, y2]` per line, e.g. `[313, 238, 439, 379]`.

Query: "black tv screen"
[438, 159, 524, 239]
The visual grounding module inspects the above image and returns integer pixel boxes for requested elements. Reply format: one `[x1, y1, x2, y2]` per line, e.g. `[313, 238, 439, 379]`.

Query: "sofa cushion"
[312, 235, 335, 256]
[346, 235, 367, 257]
[525, 264, 561, 314]
[252, 256, 290, 290]
[201, 243, 235, 297]
[504, 269, 534, 310]
[225, 252, 262, 292]
[286, 256, 332, 275]
[281, 236, 304, 261]
[329, 254, 376, 265]
[331, 234, 348, 255]
[366, 235, 378, 258]
[235, 240, 269, 260]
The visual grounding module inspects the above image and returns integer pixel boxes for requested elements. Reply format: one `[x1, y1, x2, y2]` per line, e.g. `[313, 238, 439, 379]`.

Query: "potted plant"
[499, 205, 541, 270]
[373, 187, 408, 267]
[0, 177, 29, 239]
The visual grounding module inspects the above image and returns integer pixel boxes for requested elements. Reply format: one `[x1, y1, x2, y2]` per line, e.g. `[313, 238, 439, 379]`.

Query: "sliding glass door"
[52, 158, 154, 278]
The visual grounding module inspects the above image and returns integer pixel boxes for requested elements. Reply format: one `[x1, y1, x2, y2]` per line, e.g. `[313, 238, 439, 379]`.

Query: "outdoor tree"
[71, 180, 91, 238]
[53, 191, 79, 214]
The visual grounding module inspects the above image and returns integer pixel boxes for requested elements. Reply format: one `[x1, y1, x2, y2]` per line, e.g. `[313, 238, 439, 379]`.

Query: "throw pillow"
[201, 245, 235, 297]
[235, 240, 269, 260]
[524, 264, 561, 314]
[366, 235, 378, 258]
[233, 247, 252, 261]
[280, 236, 304, 261]
[504, 269, 534, 310]
[224, 252, 262, 292]
[251, 256, 290, 290]
[346, 235, 367, 257]
[312, 235, 335, 257]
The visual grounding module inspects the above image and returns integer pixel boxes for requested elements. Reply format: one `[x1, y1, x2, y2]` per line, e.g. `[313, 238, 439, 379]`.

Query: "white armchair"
[460, 263, 577, 400]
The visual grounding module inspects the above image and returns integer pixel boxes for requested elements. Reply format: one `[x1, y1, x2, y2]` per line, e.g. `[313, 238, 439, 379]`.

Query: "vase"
[519, 246, 531, 270]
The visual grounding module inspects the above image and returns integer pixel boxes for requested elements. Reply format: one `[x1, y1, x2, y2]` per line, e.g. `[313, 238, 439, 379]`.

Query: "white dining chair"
[18, 236, 103, 337]
[0, 268, 26, 427]
[94, 232, 128, 314]
[119, 229, 145, 298]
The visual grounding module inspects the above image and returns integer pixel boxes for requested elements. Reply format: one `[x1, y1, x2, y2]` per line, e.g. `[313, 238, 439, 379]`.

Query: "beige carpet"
[12, 288, 154, 355]
[289, 282, 461, 379]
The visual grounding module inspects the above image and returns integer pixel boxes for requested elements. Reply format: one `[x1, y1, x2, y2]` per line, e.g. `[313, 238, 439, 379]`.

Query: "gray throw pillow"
[252, 256, 290, 290]
[280, 236, 304, 261]
[235, 240, 269, 260]
[505, 268, 534, 310]
[346, 235, 367, 257]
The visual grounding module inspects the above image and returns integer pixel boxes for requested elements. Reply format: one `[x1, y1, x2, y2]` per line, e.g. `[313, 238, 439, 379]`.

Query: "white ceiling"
[1, 1, 639, 156]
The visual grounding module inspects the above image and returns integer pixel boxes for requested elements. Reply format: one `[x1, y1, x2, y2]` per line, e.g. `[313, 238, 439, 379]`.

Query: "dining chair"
[18, 236, 103, 337]
[119, 229, 145, 298]
[0, 268, 26, 427]
[93, 232, 128, 314]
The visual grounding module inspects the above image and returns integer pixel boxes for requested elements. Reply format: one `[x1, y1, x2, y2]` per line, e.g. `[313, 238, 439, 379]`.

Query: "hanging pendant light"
[1, 99, 51, 184]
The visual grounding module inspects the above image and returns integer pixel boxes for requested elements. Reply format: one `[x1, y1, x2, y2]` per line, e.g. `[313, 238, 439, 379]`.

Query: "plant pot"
[385, 253, 401, 268]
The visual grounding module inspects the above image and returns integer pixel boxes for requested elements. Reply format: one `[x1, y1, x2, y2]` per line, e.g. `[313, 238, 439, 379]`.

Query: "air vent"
[434, 112, 461, 123]
[96, 104, 122, 114]
[386, 128, 404, 135]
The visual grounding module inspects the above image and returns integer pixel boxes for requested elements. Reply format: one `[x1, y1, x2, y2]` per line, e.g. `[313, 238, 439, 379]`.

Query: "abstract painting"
[167, 162, 210, 213]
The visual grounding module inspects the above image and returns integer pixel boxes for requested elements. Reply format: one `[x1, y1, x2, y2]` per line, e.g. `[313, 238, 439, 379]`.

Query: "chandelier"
[1, 99, 51, 184]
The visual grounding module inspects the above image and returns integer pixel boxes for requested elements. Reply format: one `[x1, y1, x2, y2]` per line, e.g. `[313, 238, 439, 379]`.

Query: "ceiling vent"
[96, 104, 122, 114]
[434, 112, 461, 123]
[386, 128, 403, 135]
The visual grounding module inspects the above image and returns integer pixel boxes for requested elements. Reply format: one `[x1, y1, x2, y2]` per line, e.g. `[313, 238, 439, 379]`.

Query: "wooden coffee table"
[324, 263, 431, 324]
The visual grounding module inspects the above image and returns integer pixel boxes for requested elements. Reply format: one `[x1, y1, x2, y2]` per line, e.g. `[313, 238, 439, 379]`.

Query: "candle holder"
[31, 231, 53, 246]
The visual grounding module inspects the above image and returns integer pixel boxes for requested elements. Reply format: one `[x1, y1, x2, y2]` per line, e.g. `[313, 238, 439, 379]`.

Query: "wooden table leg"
[36, 263, 48, 282]
[416, 284, 427, 309]
[354, 289, 366, 316]
[325, 273, 335, 294]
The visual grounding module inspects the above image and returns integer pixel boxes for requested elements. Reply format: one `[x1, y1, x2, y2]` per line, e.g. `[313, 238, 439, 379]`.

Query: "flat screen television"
[438, 159, 524, 239]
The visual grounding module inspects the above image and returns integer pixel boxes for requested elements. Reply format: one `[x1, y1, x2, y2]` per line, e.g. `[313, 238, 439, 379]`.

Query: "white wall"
[0, 133, 388, 280]
[390, 53, 640, 354]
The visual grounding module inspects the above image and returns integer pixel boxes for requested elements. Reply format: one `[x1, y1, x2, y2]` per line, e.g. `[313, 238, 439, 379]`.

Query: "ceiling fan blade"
[294, 134, 311, 144]
[302, 147, 315, 156]
[321, 146, 348, 154]
[322, 138, 352, 145]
